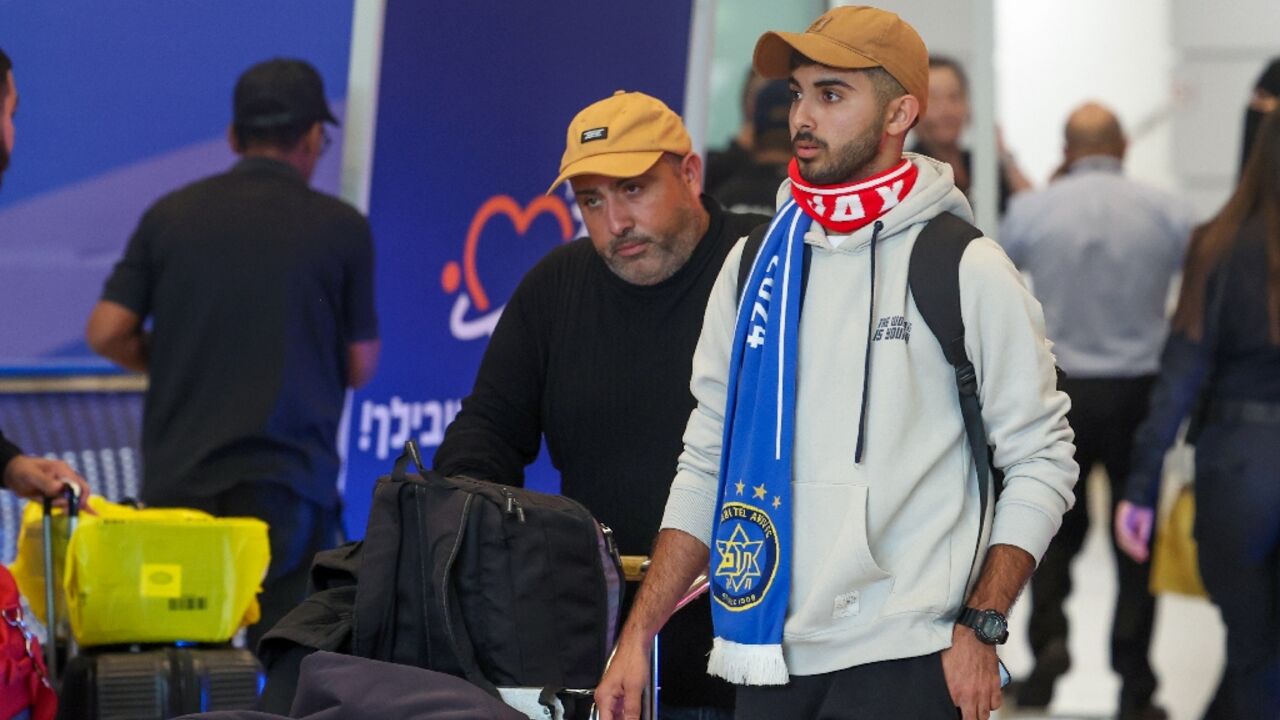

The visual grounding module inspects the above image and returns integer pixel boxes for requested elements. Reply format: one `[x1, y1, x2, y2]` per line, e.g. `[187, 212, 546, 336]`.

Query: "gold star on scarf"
[753, 483, 767, 500]
[735, 479, 745, 496]
[773, 495, 782, 510]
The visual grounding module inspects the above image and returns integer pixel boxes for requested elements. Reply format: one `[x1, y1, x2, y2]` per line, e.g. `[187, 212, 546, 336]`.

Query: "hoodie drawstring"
[854, 220, 884, 464]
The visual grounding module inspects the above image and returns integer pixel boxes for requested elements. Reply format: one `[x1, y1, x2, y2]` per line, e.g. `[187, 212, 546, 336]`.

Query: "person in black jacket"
[0, 49, 91, 506]
[434, 91, 767, 720]
[1117, 109, 1280, 718]
[0, 430, 89, 504]
[0, 47, 12, 189]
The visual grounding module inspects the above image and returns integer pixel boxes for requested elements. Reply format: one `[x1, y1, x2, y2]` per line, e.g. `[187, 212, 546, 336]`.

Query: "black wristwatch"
[957, 607, 1009, 645]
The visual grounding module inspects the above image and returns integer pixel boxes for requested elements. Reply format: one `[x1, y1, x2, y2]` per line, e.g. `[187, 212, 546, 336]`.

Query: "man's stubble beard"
[796, 128, 880, 185]
[605, 202, 703, 286]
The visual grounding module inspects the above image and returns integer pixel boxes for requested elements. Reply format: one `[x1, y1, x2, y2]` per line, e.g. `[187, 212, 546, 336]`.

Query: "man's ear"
[227, 124, 244, 154]
[307, 122, 325, 155]
[681, 152, 705, 191]
[885, 95, 921, 138]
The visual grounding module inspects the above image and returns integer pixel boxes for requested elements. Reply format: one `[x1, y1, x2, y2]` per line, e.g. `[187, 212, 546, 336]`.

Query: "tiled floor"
[994, 470, 1225, 720]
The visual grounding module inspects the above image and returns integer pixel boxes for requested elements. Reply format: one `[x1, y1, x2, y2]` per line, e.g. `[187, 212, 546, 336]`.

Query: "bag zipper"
[498, 486, 526, 523]
[441, 493, 474, 673]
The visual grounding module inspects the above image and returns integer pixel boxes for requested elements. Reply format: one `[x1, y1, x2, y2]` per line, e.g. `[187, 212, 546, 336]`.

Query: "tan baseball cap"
[752, 5, 929, 118]
[547, 90, 692, 194]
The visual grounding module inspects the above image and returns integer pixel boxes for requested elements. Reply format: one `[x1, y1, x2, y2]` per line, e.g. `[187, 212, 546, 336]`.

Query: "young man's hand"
[941, 624, 1003, 720]
[594, 640, 651, 720]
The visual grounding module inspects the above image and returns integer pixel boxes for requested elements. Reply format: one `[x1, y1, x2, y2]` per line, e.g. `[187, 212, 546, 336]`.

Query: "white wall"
[996, 0, 1177, 194]
[708, 0, 1278, 225]
[1170, 0, 1280, 220]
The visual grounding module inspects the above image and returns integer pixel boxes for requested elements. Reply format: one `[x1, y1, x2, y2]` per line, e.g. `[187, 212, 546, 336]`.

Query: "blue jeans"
[1195, 418, 1280, 717]
[659, 705, 734, 720]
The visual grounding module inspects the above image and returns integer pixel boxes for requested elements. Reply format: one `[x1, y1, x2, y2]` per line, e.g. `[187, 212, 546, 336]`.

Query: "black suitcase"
[39, 486, 264, 719]
[55, 646, 262, 719]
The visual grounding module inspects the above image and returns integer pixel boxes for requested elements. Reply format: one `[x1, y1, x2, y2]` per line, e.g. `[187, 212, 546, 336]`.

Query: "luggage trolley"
[36, 485, 265, 719]
[41, 484, 80, 682]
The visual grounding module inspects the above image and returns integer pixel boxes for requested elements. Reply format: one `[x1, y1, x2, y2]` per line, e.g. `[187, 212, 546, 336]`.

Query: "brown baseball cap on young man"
[547, 90, 692, 194]
[752, 5, 929, 118]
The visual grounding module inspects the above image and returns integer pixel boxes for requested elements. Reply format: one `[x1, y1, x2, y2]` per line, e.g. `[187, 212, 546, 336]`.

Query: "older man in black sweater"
[435, 91, 766, 719]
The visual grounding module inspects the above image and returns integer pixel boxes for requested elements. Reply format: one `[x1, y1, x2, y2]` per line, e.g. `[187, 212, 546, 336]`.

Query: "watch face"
[979, 613, 1006, 639]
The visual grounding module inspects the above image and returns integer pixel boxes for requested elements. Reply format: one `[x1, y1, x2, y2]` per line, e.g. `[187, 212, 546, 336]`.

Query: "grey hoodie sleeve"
[658, 239, 747, 547]
[960, 238, 1078, 564]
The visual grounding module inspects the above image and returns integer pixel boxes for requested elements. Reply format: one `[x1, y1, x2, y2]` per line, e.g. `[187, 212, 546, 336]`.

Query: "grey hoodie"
[661, 154, 1078, 677]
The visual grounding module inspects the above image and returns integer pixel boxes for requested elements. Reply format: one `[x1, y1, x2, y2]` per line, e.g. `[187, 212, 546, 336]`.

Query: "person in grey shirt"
[998, 102, 1193, 720]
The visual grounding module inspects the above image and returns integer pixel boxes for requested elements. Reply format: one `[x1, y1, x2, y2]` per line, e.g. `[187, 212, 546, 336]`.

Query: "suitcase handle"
[40, 482, 80, 682]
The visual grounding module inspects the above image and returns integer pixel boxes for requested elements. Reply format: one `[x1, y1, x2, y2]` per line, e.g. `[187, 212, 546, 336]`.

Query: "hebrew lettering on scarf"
[788, 157, 917, 234]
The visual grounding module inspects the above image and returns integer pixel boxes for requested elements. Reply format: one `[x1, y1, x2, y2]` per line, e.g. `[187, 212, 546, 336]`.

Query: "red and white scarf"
[788, 157, 919, 234]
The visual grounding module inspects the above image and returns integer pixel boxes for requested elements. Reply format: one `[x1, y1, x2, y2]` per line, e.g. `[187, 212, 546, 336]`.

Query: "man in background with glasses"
[86, 58, 380, 648]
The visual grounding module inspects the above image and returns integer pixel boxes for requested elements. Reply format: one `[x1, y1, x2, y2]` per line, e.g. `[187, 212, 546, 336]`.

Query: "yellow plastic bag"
[9, 497, 270, 646]
[10, 497, 213, 625]
[9, 498, 76, 626]
[1149, 485, 1208, 598]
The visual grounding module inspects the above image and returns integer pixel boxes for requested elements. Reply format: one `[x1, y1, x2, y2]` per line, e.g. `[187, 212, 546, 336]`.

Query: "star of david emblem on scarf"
[715, 523, 765, 594]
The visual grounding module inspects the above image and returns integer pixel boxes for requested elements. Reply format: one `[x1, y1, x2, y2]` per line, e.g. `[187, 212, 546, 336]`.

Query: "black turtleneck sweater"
[435, 196, 766, 708]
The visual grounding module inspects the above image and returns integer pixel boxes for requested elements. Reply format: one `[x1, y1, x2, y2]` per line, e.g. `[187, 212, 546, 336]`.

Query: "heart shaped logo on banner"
[441, 195, 575, 340]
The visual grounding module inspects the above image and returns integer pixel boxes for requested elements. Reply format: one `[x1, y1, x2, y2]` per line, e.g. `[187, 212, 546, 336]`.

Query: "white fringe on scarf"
[707, 637, 789, 685]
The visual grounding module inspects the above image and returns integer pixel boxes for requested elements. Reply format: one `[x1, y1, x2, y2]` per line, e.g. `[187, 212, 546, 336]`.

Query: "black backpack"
[259, 441, 623, 713]
[354, 440, 624, 695]
[736, 212, 997, 557]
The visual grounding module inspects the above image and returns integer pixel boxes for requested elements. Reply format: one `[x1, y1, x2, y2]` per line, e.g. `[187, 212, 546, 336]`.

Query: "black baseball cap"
[753, 79, 792, 138]
[233, 58, 338, 129]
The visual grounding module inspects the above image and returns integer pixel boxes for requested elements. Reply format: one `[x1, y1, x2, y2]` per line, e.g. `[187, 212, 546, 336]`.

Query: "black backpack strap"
[907, 212, 991, 570]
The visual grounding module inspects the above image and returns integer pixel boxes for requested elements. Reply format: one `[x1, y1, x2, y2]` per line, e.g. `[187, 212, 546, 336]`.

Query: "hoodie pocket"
[785, 484, 894, 640]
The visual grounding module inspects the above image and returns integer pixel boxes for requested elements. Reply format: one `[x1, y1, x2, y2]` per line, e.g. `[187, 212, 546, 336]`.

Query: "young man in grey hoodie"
[595, 7, 1077, 720]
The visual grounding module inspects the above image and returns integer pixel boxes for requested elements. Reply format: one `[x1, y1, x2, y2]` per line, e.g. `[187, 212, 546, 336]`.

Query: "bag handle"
[391, 439, 429, 481]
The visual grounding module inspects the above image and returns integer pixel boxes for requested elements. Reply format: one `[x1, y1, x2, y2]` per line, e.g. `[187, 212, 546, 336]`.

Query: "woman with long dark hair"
[1116, 109, 1280, 717]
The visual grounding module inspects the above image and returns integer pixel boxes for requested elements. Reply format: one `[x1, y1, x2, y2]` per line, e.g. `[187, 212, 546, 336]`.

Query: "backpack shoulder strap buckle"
[955, 362, 978, 396]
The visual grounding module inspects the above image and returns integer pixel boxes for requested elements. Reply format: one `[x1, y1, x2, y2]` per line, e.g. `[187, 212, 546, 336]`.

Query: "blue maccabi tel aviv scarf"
[707, 199, 810, 685]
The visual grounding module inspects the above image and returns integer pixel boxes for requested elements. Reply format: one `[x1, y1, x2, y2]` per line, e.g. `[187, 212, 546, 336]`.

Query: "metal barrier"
[0, 374, 145, 562]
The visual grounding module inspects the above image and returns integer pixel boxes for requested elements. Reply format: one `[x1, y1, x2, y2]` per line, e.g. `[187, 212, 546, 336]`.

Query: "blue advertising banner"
[0, 1, 354, 370]
[345, 0, 694, 535]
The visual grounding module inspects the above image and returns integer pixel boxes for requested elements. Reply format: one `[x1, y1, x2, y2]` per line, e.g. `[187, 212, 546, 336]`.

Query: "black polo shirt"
[102, 157, 378, 507]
